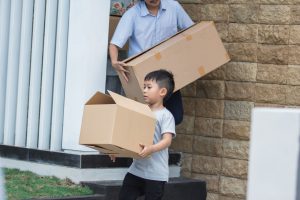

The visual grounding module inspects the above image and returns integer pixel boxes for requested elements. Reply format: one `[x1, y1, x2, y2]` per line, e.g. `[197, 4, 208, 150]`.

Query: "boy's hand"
[111, 60, 130, 82]
[139, 144, 154, 158]
[109, 155, 116, 162]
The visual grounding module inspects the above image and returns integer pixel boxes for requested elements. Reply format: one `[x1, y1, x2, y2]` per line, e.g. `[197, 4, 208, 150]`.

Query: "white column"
[50, 0, 70, 151]
[15, 0, 34, 147]
[62, 0, 110, 151]
[26, 0, 46, 148]
[38, 0, 58, 150]
[3, 0, 22, 145]
[0, 0, 11, 144]
[248, 108, 300, 200]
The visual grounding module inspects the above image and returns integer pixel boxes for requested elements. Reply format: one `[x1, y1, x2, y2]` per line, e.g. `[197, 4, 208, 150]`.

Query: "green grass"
[3, 168, 93, 200]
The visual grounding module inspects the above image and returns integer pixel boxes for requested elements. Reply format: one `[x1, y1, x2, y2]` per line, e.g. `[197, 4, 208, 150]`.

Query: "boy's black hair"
[144, 69, 175, 101]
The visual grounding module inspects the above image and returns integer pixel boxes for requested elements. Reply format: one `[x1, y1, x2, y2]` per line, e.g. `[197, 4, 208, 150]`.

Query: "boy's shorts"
[119, 173, 166, 200]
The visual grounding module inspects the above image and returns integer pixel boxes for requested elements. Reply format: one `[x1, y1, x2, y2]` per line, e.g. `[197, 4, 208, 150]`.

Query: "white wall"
[62, 0, 110, 151]
[247, 108, 300, 200]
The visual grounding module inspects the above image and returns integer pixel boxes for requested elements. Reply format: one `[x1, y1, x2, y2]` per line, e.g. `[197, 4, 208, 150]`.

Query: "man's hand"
[139, 144, 154, 158]
[109, 43, 130, 82]
[111, 60, 130, 82]
[109, 155, 116, 162]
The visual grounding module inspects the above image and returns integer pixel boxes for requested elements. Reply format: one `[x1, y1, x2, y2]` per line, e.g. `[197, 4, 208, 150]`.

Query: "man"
[109, 0, 194, 125]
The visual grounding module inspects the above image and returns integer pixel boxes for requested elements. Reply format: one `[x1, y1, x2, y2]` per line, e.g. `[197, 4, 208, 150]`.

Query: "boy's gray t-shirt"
[128, 107, 176, 182]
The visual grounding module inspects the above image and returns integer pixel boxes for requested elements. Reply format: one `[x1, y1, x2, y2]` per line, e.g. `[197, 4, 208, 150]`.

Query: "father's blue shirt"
[111, 0, 194, 57]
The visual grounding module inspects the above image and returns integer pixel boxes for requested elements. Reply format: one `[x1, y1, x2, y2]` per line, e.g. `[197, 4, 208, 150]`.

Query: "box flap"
[85, 91, 115, 105]
[87, 143, 143, 159]
[117, 66, 145, 103]
[107, 90, 155, 119]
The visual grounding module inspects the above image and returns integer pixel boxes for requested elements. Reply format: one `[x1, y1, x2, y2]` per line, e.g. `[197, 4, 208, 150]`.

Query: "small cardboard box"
[108, 15, 128, 51]
[79, 91, 156, 159]
[118, 21, 230, 103]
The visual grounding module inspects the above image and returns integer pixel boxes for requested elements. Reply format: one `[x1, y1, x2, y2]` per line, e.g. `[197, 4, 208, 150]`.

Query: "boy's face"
[143, 80, 167, 105]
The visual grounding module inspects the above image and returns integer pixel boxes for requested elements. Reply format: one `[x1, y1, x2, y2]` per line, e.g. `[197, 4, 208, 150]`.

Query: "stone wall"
[172, 1, 300, 199]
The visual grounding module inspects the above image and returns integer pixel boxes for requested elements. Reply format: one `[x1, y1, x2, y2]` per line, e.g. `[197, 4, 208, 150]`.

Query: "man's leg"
[119, 173, 144, 200]
[164, 90, 184, 125]
[144, 179, 166, 200]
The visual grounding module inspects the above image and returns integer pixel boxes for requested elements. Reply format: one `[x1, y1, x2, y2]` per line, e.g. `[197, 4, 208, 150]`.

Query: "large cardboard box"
[79, 91, 156, 159]
[118, 21, 230, 103]
[108, 15, 128, 51]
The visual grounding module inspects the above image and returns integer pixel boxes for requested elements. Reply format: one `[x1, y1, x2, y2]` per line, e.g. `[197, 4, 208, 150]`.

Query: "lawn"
[3, 168, 93, 200]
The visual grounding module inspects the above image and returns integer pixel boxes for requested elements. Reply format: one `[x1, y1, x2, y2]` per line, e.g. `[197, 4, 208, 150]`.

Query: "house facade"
[1, 0, 300, 200]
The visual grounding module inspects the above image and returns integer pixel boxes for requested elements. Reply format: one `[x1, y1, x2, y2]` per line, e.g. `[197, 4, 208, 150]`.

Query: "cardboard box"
[79, 91, 156, 159]
[108, 15, 129, 51]
[118, 21, 230, 103]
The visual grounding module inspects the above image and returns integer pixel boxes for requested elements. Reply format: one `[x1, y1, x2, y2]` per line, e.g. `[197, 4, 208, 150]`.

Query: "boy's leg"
[119, 173, 144, 200]
[144, 179, 166, 200]
[164, 90, 183, 125]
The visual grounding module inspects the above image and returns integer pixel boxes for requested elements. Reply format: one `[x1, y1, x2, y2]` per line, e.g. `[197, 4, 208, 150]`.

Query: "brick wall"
[172, 1, 300, 199]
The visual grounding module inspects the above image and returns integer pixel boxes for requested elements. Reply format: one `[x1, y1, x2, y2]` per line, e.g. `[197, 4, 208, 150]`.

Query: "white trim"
[15, 0, 34, 147]
[38, 0, 58, 150]
[50, 0, 70, 151]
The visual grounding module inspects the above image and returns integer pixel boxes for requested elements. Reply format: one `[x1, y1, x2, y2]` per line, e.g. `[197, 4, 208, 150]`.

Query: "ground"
[2, 168, 93, 200]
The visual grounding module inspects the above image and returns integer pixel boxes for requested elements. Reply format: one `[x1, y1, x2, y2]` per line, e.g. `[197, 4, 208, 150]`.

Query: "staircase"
[81, 177, 207, 200]
[1, 144, 207, 200]
[29, 178, 207, 200]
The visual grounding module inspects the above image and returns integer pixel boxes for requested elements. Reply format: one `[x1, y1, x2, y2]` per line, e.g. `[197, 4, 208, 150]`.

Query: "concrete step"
[1, 145, 182, 183]
[82, 177, 207, 200]
[0, 144, 181, 169]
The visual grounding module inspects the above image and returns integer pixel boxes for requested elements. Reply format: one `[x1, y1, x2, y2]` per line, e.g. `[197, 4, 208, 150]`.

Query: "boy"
[112, 69, 176, 200]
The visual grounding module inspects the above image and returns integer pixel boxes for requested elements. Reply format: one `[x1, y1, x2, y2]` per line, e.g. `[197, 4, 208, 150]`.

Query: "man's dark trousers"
[164, 90, 183, 125]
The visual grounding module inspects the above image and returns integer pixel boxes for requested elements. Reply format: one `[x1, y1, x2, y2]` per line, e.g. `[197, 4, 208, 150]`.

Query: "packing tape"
[182, 32, 192, 41]
[185, 35, 192, 41]
[155, 52, 162, 60]
[198, 66, 206, 76]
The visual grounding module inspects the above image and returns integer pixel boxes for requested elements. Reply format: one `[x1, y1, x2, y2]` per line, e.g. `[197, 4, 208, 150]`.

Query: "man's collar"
[161, 0, 166, 11]
[140, 0, 166, 17]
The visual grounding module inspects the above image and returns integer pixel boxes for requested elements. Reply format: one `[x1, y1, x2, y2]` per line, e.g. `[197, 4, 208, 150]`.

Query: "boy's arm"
[139, 133, 173, 158]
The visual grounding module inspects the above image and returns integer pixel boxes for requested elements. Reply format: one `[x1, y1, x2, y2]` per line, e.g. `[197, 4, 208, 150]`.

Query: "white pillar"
[26, 0, 46, 148]
[0, 0, 11, 144]
[15, 0, 34, 147]
[248, 108, 300, 200]
[62, 0, 110, 151]
[50, 0, 70, 151]
[38, 0, 58, 150]
[3, 0, 22, 145]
